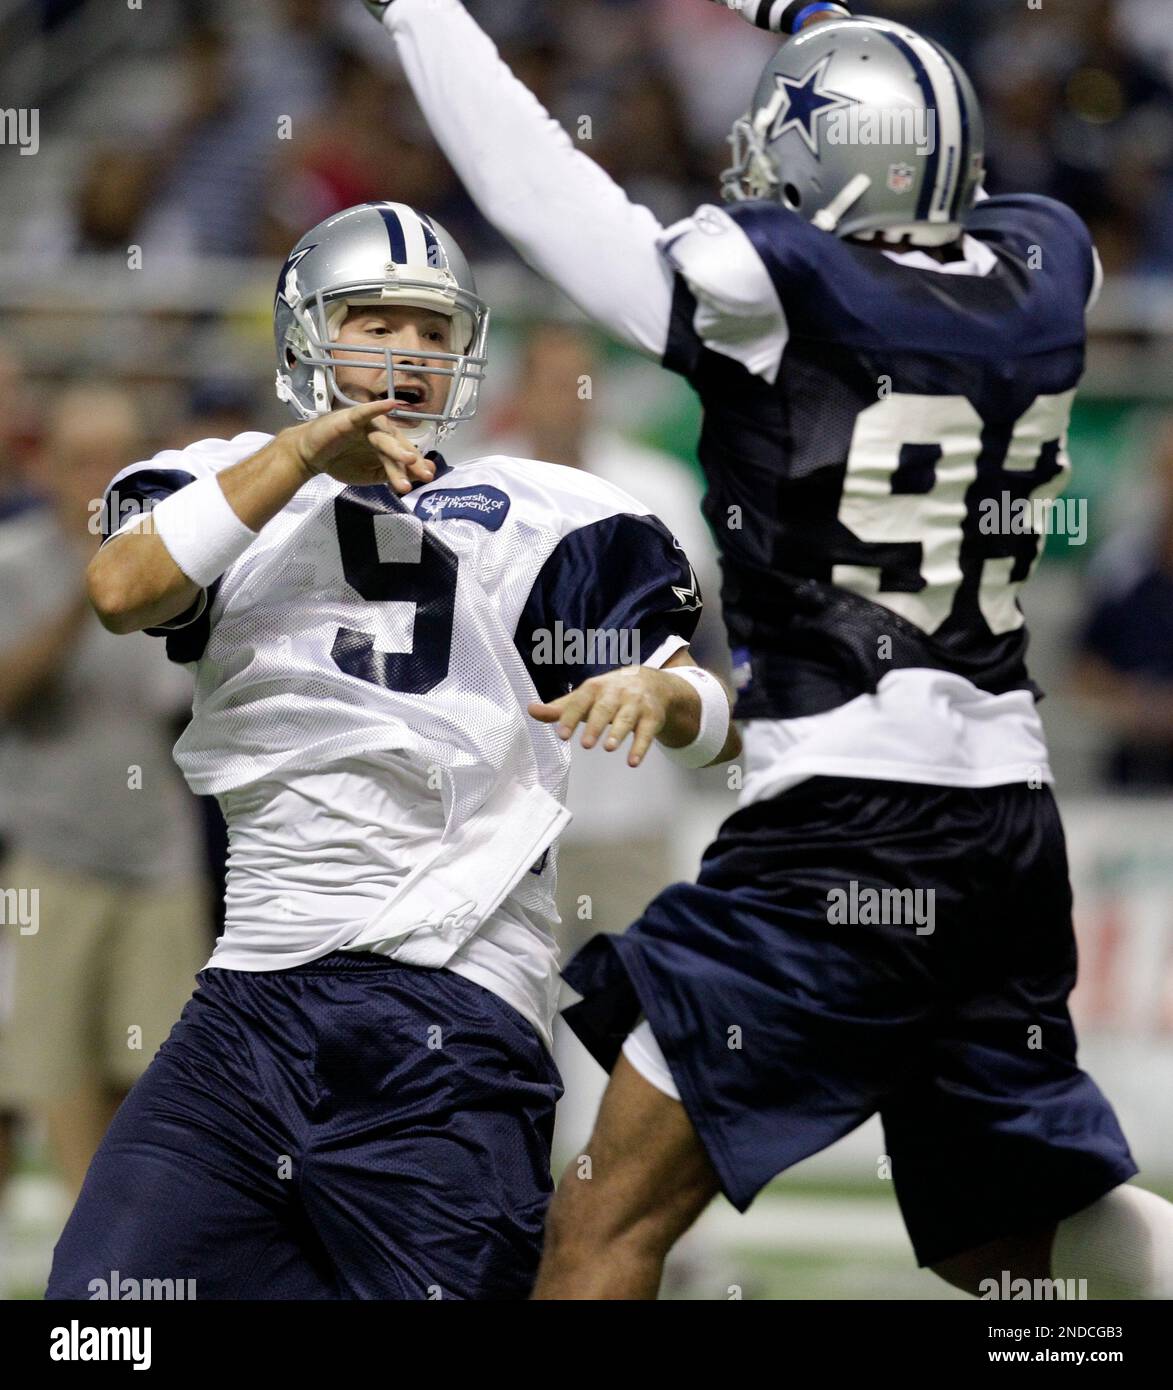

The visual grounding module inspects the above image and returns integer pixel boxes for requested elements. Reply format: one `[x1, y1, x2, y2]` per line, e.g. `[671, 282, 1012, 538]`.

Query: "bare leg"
[532, 1055, 721, 1299]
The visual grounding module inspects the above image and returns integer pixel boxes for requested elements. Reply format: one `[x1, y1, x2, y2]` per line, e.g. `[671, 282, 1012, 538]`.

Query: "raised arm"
[88, 403, 431, 635]
[371, 0, 674, 358]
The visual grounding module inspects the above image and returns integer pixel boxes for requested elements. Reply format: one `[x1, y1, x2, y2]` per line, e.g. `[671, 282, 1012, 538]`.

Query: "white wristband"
[659, 666, 730, 769]
[151, 475, 257, 588]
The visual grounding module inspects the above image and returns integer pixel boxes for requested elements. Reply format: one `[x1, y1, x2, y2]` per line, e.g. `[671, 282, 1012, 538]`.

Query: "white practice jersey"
[102, 437, 701, 1045]
[381, 0, 1105, 800]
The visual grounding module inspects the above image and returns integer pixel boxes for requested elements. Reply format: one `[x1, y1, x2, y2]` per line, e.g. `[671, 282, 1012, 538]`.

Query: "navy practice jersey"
[659, 194, 1094, 721]
[381, 1, 1090, 788]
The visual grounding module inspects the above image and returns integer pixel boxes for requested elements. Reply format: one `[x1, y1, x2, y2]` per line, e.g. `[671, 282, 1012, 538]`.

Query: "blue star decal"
[767, 54, 855, 157]
[274, 244, 316, 308]
[671, 562, 703, 613]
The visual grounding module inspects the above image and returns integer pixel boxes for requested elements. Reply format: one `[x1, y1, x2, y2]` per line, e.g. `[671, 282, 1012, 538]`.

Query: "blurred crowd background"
[0, 0, 1172, 1299]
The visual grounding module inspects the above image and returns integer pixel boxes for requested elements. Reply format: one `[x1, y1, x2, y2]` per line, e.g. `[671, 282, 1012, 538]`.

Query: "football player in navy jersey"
[365, 0, 1173, 1298]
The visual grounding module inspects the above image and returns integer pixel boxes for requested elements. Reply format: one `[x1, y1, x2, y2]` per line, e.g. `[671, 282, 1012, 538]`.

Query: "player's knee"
[930, 1227, 1055, 1297]
[546, 1154, 712, 1262]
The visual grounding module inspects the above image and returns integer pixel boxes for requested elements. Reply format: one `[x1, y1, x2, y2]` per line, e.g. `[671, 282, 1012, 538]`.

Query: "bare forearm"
[88, 434, 310, 635]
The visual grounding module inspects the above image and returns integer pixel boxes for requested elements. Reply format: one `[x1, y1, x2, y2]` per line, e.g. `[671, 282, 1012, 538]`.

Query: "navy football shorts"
[562, 777, 1138, 1267]
[47, 954, 562, 1300]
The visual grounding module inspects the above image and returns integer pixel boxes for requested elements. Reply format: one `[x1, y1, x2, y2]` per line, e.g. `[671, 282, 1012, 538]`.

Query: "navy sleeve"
[662, 274, 704, 379]
[515, 513, 703, 702]
[721, 200, 813, 308]
[101, 467, 197, 544]
[101, 466, 213, 654]
[968, 194, 1097, 307]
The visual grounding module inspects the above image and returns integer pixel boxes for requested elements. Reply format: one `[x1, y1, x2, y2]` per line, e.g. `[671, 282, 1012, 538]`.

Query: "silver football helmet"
[722, 16, 985, 246]
[273, 201, 490, 451]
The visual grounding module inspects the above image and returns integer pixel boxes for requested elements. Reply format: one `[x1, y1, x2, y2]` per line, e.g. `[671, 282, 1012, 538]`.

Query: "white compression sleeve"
[1051, 1185, 1173, 1299]
[385, 0, 674, 357]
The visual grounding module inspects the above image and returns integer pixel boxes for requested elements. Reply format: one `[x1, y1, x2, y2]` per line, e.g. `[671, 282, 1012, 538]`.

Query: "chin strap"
[812, 173, 871, 233]
[398, 417, 440, 455]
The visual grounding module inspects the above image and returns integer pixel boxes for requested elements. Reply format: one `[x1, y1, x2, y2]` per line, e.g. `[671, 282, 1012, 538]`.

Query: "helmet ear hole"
[782, 183, 803, 210]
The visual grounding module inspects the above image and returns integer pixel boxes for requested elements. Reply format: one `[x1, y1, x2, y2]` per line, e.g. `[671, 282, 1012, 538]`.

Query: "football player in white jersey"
[363, 0, 1173, 1301]
[45, 201, 738, 1301]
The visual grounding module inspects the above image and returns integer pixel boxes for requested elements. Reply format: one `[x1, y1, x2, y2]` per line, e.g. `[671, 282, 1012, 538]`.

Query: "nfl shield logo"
[887, 162, 915, 194]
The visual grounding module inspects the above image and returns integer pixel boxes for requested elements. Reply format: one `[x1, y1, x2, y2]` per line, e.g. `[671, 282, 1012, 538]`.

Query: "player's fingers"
[553, 685, 597, 741]
[581, 689, 622, 749]
[371, 455, 413, 494]
[603, 701, 642, 752]
[628, 710, 662, 768]
[382, 465, 412, 495]
[343, 398, 398, 433]
[528, 697, 570, 724]
[368, 426, 425, 468]
[369, 416, 433, 477]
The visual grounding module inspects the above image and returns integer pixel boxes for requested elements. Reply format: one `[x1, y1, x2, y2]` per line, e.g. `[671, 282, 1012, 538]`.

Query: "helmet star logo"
[767, 54, 855, 157]
[275, 244, 316, 308]
[671, 564, 703, 613]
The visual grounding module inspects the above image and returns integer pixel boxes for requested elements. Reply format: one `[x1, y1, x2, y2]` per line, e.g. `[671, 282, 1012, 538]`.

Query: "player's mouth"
[390, 383, 430, 413]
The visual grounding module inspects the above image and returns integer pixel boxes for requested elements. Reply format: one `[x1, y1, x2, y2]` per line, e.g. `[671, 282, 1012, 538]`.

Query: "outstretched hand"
[529, 666, 697, 769]
[281, 399, 434, 494]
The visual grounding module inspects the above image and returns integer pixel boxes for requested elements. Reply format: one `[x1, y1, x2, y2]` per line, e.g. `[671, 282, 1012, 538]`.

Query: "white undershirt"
[739, 671, 1052, 806]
